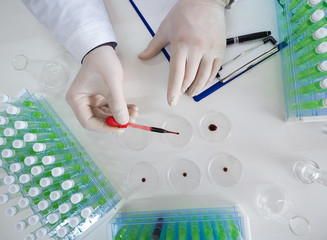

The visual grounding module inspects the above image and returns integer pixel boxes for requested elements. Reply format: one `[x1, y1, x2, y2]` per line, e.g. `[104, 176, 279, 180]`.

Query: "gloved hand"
[65, 45, 138, 133]
[138, 0, 226, 105]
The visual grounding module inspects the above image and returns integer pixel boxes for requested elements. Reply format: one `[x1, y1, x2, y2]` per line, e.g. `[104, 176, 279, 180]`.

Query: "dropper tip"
[167, 131, 179, 135]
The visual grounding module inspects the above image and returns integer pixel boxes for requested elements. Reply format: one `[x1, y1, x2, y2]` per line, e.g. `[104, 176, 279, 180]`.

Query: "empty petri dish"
[119, 124, 150, 151]
[208, 153, 242, 188]
[167, 159, 201, 194]
[199, 112, 232, 142]
[127, 162, 160, 196]
[162, 116, 193, 148]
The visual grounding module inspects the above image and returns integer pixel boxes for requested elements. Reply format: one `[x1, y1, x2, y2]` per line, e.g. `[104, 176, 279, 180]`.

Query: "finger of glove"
[186, 57, 212, 96]
[167, 47, 187, 106]
[181, 51, 202, 93]
[93, 104, 138, 125]
[67, 94, 123, 133]
[138, 24, 169, 60]
[104, 87, 129, 125]
[207, 57, 222, 85]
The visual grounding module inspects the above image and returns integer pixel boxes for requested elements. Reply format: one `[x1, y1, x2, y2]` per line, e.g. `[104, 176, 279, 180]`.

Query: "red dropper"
[105, 116, 179, 135]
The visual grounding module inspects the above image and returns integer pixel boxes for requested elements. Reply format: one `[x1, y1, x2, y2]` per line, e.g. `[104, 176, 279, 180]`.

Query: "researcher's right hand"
[65, 45, 138, 133]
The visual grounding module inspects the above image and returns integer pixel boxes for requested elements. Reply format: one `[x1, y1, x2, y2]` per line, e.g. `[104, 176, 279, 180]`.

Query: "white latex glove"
[66, 45, 138, 133]
[138, 0, 226, 105]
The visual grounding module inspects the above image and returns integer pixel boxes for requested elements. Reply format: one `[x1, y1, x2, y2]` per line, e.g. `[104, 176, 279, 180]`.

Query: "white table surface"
[1, 1, 327, 240]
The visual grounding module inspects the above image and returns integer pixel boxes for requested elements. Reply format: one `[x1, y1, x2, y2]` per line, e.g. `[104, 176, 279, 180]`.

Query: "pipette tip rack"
[108, 206, 251, 240]
[276, 0, 327, 121]
[0, 89, 122, 239]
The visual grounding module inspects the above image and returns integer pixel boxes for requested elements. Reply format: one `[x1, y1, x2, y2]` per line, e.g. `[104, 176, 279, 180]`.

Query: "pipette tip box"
[108, 206, 251, 240]
[0, 89, 124, 239]
[275, 0, 327, 121]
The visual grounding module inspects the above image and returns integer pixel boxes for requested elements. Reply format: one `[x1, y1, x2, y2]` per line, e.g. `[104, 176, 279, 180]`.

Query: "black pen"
[226, 31, 271, 45]
[151, 217, 164, 240]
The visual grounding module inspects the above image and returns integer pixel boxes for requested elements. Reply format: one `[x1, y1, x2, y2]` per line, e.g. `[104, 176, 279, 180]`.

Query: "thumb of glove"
[104, 85, 130, 125]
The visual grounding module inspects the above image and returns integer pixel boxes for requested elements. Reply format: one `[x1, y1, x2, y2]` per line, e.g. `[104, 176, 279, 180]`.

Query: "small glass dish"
[199, 112, 232, 142]
[127, 162, 161, 196]
[208, 153, 242, 188]
[162, 116, 193, 148]
[167, 158, 201, 194]
[119, 121, 150, 152]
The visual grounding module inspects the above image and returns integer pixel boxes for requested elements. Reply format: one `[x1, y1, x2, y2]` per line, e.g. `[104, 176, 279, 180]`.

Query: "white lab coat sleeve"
[22, 0, 117, 62]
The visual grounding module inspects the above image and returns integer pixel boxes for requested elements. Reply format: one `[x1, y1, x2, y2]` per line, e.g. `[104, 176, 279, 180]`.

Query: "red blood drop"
[208, 124, 217, 131]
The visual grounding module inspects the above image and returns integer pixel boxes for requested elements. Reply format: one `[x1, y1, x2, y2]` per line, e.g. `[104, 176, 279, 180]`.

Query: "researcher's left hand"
[138, 0, 226, 105]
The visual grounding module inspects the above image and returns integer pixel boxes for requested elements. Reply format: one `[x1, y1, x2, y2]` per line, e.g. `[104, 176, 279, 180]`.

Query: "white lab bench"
[0, 0, 327, 240]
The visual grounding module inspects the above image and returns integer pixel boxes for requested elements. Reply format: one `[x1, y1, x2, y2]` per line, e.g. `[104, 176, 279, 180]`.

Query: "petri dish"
[199, 112, 232, 142]
[208, 153, 242, 188]
[293, 159, 320, 184]
[119, 123, 150, 151]
[127, 162, 160, 196]
[167, 159, 201, 194]
[162, 116, 193, 148]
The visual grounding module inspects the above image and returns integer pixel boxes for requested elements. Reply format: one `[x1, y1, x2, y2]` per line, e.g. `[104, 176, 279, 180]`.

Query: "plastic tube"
[295, 98, 327, 109]
[37, 200, 51, 211]
[292, 78, 327, 95]
[297, 60, 327, 80]
[28, 187, 42, 198]
[24, 131, 59, 142]
[115, 225, 129, 240]
[295, 42, 327, 65]
[51, 164, 82, 177]
[4, 175, 16, 185]
[178, 222, 187, 240]
[24, 233, 36, 240]
[191, 222, 200, 239]
[203, 221, 214, 240]
[70, 185, 99, 204]
[61, 175, 90, 190]
[42, 153, 73, 165]
[19, 174, 33, 184]
[9, 162, 24, 173]
[0, 193, 10, 204]
[3, 127, 17, 137]
[14, 120, 51, 130]
[5, 203, 27, 217]
[138, 225, 152, 240]
[33, 142, 66, 152]
[0, 116, 9, 126]
[24, 156, 38, 166]
[18, 198, 30, 209]
[28, 214, 42, 226]
[59, 202, 73, 214]
[8, 184, 21, 195]
[81, 197, 106, 218]
[215, 221, 228, 240]
[69, 216, 82, 228]
[6, 105, 43, 118]
[56, 224, 74, 238]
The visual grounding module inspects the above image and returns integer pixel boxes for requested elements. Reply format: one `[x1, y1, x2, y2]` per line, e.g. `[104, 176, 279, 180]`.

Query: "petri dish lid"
[127, 162, 161, 196]
[162, 116, 193, 148]
[167, 158, 201, 194]
[208, 153, 242, 188]
[199, 112, 232, 142]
